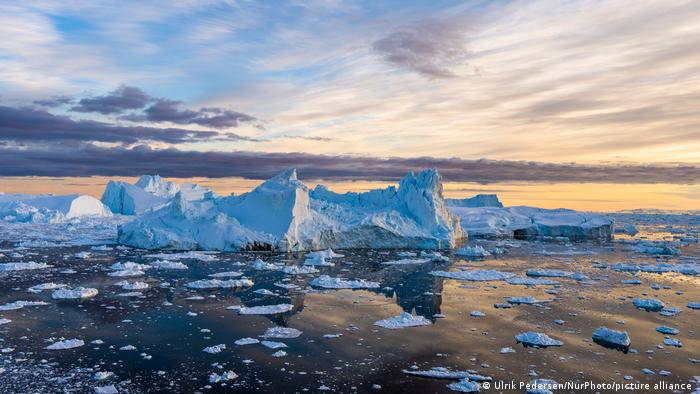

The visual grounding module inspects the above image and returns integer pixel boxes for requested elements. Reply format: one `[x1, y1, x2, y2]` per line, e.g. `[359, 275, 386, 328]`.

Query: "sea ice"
[52, 287, 98, 299]
[515, 332, 563, 348]
[229, 304, 294, 315]
[374, 312, 431, 329]
[592, 327, 631, 350]
[261, 327, 303, 339]
[429, 270, 514, 281]
[45, 339, 84, 350]
[309, 275, 380, 289]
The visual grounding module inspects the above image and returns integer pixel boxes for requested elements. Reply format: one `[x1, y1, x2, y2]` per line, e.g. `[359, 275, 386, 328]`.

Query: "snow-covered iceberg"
[101, 175, 209, 215]
[448, 206, 613, 241]
[446, 194, 503, 208]
[117, 168, 466, 251]
[0, 193, 111, 223]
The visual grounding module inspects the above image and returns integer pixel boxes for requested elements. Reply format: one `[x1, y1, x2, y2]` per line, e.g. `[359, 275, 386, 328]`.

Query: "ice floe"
[374, 312, 431, 329]
[0, 262, 52, 271]
[261, 327, 303, 339]
[185, 278, 253, 289]
[429, 269, 514, 281]
[52, 287, 98, 299]
[229, 304, 294, 315]
[45, 339, 84, 350]
[515, 332, 563, 348]
[309, 275, 380, 289]
[592, 327, 631, 350]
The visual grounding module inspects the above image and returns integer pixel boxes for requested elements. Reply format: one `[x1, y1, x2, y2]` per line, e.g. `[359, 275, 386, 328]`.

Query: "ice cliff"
[101, 175, 209, 215]
[448, 206, 613, 241]
[117, 168, 466, 251]
[0, 193, 112, 223]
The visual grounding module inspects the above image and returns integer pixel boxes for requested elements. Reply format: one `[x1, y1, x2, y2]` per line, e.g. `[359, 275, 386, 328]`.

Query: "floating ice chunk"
[430, 270, 514, 282]
[304, 249, 344, 266]
[381, 258, 431, 265]
[7, 297, 63, 314]
[656, 326, 679, 335]
[234, 337, 260, 345]
[0, 318, 10, 325]
[506, 296, 551, 305]
[93, 371, 115, 381]
[110, 262, 149, 271]
[515, 332, 563, 348]
[633, 242, 680, 256]
[28, 282, 66, 293]
[592, 327, 630, 350]
[149, 260, 188, 270]
[402, 367, 490, 380]
[208, 271, 243, 278]
[145, 251, 218, 261]
[209, 371, 238, 384]
[229, 304, 294, 315]
[374, 312, 431, 329]
[251, 258, 282, 271]
[420, 250, 450, 262]
[323, 333, 343, 339]
[119, 345, 136, 351]
[94, 385, 119, 394]
[687, 302, 700, 310]
[0, 262, 52, 271]
[633, 298, 665, 312]
[261, 340, 287, 349]
[262, 327, 303, 339]
[526, 269, 573, 278]
[663, 338, 682, 347]
[272, 350, 287, 357]
[454, 245, 491, 258]
[254, 289, 276, 296]
[500, 347, 516, 354]
[121, 281, 148, 290]
[52, 287, 98, 299]
[108, 268, 145, 277]
[660, 306, 681, 316]
[45, 338, 84, 350]
[186, 278, 253, 289]
[117, 292, 143, 297]
[470, 311, 486, 317]
[282, 265, 319, 275]
[309, 275, 380, 289]
[506, 277, 559, 286]
[447, 379, 480, 392]
[622, 279, 642, 285]
[641, 368, 654, 375]
[203, 344, 226, 354]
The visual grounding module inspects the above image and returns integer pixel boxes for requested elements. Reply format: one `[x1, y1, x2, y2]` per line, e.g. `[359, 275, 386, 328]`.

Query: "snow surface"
[117, 168, 465, 251]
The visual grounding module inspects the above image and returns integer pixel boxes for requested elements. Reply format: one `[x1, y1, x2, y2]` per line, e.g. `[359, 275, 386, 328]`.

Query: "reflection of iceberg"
[118, 168, 465, 251]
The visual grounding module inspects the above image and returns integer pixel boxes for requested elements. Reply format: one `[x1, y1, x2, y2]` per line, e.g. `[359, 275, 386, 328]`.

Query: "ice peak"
[270, 168, 298, 183]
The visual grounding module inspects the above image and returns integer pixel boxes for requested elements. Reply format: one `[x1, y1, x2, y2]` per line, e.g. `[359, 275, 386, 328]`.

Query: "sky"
[1, 0, 699, 210]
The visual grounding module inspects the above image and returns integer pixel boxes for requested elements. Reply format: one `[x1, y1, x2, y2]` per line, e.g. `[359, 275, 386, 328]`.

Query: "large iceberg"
[0, 193, 112, 223]
[101, 175, 209, 215]
[446, 194, 503, 208]
[117, 168, 466, 251]
[448, 205, 613, 241]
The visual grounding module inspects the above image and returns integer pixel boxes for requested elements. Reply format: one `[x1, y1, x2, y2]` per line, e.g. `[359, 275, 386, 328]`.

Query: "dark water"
[0, 241, 698, 393]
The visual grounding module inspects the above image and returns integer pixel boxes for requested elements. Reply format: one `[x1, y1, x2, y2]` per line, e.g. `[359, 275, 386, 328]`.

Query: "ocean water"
[0, 239, 698, 393]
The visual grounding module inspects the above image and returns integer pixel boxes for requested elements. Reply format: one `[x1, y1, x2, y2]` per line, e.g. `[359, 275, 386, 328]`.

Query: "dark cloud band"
[1, 144, 698, 184]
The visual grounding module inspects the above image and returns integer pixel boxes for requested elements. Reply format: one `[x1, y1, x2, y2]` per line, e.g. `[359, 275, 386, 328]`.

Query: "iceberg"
[374, 312, 432, 329]
[448, 206, 613, 241]
[515, 332, 563, 348]
[446, 194, 503, 208]
[0, 193, 111, 223]
[101, 175, 210, 215]
[117, 168, 465, 251]
[592, 327, 630, 350]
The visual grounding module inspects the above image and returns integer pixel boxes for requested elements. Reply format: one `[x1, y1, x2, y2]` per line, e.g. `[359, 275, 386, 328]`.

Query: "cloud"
[372, 17, 470, 78]
[1, 143, 699, 184]
[137, 99, 258, 129]
[0, 105, 257, 145]
[33, 95, 74, 107]
[71, 86, 152, 114]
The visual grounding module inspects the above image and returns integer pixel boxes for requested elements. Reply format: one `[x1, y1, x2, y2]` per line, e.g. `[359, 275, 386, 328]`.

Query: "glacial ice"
[101, 175, 209, 215]
[0, 193, 111, 223]
[45, 339, 85, 350]
[309, 275, 380, 289]
[229, 304, 294, 315]
[449, 206, 613, 240]
[117, 168, 465, 251]
[429, 269, 514, 281]
[446, 194, 503, 208]
[52, 287, 99, 299]
[633, 298, 665, 312]
[261, 327, 303, 338]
